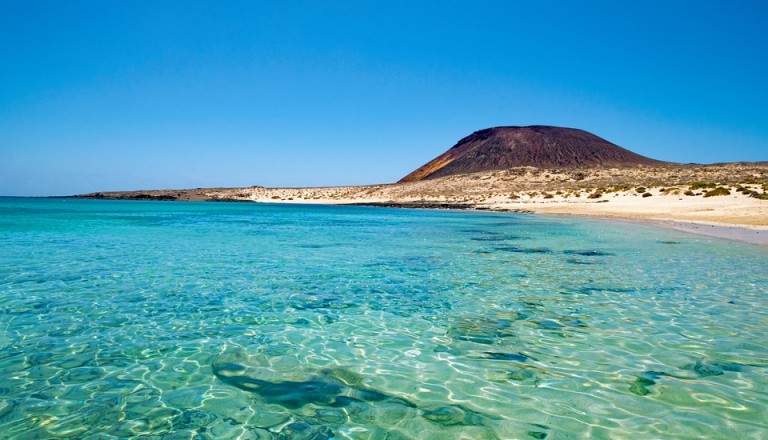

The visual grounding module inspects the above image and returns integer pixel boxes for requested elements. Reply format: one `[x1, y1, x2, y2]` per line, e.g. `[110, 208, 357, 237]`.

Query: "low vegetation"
[79, 164, 768, 208]
[703, 187, 731, 197]
[689, 182, 717, 190]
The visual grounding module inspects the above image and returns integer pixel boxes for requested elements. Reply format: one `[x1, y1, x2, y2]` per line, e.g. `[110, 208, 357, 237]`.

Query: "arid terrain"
[76, 125, 768, 242]
[79, 163, 768, 231]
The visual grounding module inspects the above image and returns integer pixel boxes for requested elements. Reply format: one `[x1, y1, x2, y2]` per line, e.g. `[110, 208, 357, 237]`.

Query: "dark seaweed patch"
[215, 369, 372, 409]
[422, 405, 493, 427]
[536, 320, 563, 330]
[565, 258, 601, 265]
[482, 352, 531, 362]
[562, 250, 615, 257]
[574, 286, 636, 296]
[292, 295, 357, 311]
[447, 316, 521, 345]
[630, 359, 750, 397]
[494, 246, 552, 254]
[507, 368, 536, 381]
[629, 371, 666, 396]
[279, 421, 334, 439]
[213, 354, 497, 434]
[470, 234, 528, 242]
[681, 359, 746, 377]
[172, 409, 217, 430]
[471, 236, 507, 242]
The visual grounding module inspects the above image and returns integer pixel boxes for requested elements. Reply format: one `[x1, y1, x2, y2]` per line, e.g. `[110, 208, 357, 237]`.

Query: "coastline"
[649, 219, 768, 246]
[348, 200, 768, 246]
[70, 163, 768, 245]
[60, 195, 768, 246]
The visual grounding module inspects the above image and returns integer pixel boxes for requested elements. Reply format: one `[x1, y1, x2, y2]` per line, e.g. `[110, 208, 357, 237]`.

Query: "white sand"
[213, 187, 767, 245]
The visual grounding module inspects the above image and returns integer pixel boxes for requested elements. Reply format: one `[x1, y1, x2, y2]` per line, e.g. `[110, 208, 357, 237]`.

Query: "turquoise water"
[1, 198, 767, 439]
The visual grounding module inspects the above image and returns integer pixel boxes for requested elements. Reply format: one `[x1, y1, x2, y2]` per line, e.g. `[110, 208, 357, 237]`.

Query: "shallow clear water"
[0, 198, 767, 439]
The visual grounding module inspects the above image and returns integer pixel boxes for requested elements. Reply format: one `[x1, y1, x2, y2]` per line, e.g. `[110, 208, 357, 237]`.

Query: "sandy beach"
[252, 189, 768, 245]
[80, 163, 768, 244]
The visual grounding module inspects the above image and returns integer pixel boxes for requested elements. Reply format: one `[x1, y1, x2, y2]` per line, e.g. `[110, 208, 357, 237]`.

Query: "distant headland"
[73, 125, 768, 235]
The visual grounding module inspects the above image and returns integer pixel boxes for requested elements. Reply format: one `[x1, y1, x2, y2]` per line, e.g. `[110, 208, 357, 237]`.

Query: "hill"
[399, 125, 667, 182]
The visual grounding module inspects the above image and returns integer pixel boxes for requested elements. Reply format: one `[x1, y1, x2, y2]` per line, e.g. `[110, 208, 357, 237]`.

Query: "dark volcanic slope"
[400, 126, 667, 182]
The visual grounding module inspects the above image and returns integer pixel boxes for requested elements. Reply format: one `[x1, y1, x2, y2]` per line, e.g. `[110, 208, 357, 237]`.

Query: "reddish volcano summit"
[400, 126, 667, 182]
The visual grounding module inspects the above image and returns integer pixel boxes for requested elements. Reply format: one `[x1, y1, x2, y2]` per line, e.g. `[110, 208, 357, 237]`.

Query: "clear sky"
[1, 1, 767, 196]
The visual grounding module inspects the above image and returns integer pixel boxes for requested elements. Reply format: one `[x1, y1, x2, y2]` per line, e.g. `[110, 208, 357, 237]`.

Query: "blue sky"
[1, 1, 767, 196]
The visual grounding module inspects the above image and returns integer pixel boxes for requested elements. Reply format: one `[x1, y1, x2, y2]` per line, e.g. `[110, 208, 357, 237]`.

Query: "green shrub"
[684, 190, 695, 196]
[689, 182, 716, 190]
[642, 192, 652, 198]
[587, 192, 603, 199]
[703, 187, 730, 197]
[744, 177, 767, 185]
[751, 192, 768, 200]
[635, 187, 647, 194]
